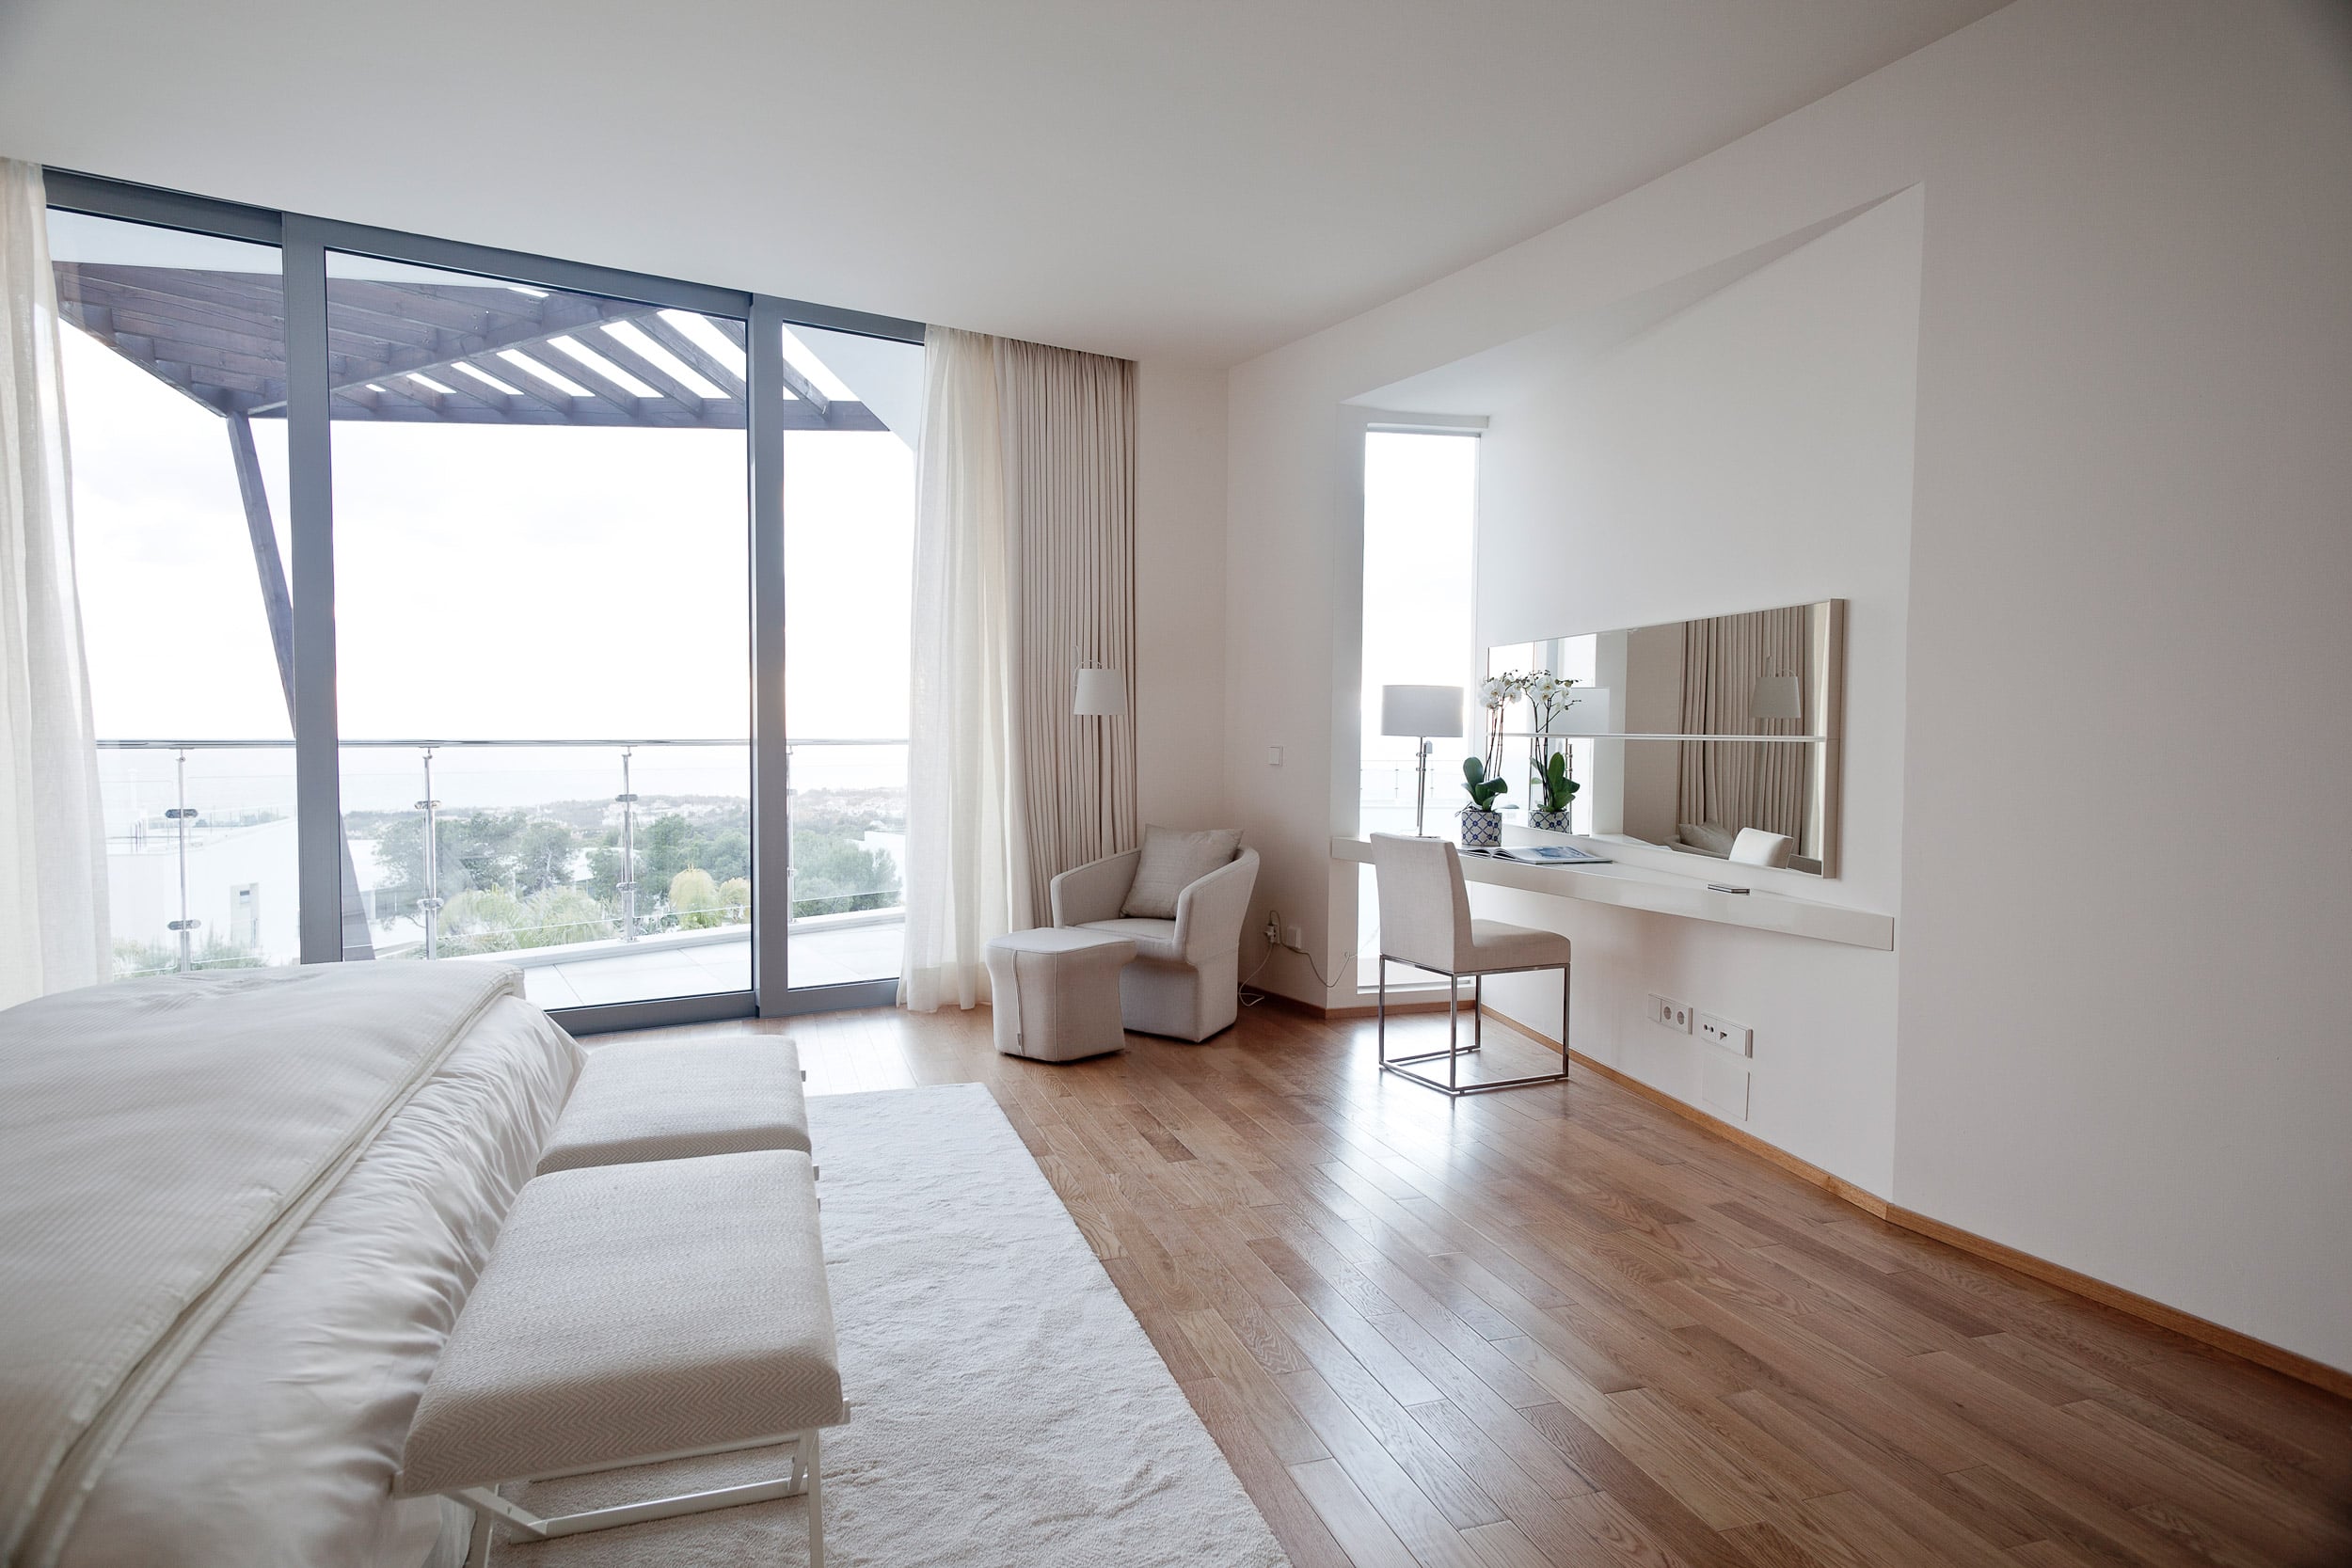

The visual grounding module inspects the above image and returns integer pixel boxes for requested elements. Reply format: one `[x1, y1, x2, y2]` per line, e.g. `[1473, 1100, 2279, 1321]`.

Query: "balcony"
[96, 737, 904, 1006]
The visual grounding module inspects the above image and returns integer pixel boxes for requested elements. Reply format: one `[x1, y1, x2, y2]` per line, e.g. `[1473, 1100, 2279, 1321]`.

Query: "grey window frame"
[45, 168, 921, 1033]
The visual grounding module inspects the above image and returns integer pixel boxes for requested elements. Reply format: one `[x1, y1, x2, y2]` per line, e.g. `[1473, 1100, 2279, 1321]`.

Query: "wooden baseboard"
[1245, 989, 1454, 1022]
[1476, 1005, 2352, 1401]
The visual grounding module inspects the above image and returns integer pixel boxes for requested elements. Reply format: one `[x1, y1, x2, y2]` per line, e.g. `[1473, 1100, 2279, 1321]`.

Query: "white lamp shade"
[1073, 667, 1127, 717]
[1380, 684, 1464, 738]
[1751, 674, 1803, 722]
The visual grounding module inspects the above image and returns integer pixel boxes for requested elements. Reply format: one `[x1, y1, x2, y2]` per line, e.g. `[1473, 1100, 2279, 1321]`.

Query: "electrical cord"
[1237, 917, 1353, 1006]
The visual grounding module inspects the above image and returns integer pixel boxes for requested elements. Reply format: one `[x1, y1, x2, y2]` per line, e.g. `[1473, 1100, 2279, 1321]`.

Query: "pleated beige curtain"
[1000, 338, 1137, 924]
[899, 327, 1136, 1011]
[1677, 607, 1809, 843]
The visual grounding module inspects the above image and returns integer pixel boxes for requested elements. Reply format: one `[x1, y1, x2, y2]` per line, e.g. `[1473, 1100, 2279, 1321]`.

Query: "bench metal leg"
[451, 1428, 826, 1561]
[806, 1427, 825, 1568]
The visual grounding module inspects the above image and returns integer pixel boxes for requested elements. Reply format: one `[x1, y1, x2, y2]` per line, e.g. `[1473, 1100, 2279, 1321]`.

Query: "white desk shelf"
[1330, 834, 1894, 951]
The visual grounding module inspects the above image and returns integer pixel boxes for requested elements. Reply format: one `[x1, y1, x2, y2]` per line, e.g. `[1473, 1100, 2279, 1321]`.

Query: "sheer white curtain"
[900, 328, 1029, 1010]
[0, 160, 109, 1007]
[898, 326, 1136, 1010]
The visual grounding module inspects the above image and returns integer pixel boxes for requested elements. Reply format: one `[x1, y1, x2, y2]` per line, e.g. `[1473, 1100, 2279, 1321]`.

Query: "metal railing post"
[616, 747, 639, 943]
[417, 748, 443, 960]
[165, 747, 200, 973]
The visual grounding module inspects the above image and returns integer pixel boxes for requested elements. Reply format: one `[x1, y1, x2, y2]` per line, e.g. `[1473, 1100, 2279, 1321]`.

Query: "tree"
[716, 877, 751, 925]
[790, 832, 899, 917]
[439, 887, 526, 953]
[512, 819, 581, 895]
[670, 867, 724, 929]
[521, 887, 608, 947]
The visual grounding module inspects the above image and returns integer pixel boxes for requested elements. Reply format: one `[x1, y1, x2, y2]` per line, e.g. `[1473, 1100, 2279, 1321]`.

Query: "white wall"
[1471, 187, 1922, 1196]
[1135, 362, 1231, 828]
[1223, 0, 2352, 1371]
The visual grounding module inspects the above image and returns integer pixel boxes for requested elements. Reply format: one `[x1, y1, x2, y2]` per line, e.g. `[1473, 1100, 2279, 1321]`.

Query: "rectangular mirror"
[1486, 599, 1844, 877]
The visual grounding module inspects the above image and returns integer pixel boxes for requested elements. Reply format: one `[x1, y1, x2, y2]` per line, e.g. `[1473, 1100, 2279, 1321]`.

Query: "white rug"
[498, 1083, 1290, 1567]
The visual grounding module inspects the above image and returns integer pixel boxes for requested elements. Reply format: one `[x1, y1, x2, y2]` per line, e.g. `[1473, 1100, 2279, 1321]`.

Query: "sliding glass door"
[46, 172, 923, 1028]
[779, 323, 919, 990]
[324, 251, 753, 1010]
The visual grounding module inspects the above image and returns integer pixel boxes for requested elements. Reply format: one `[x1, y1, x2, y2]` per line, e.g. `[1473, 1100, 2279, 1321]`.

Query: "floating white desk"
[1330, 835, 1894, 951]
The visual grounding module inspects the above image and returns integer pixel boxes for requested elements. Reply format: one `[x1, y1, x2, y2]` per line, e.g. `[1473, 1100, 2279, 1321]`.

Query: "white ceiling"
[0, 0, 2006, 365]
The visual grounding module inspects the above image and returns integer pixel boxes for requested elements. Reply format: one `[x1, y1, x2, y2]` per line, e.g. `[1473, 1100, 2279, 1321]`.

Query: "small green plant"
[1461, 756, 1509, 811]
[1536, 751, 1581, 813]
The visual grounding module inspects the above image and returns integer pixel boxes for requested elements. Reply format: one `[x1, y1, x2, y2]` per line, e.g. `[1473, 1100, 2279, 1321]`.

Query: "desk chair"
[1369, 832, 1572, 1097]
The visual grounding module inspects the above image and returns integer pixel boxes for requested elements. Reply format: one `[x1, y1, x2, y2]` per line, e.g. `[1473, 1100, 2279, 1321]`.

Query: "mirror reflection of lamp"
[1751, 674, 1803, 723]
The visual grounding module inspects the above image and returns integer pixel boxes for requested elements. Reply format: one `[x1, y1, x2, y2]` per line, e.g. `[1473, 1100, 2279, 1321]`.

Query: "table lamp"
[1380, 684, 1464, 837]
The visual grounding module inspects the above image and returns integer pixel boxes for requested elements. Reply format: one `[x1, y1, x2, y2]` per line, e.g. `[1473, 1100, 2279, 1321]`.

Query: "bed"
[0, 962, 581, 1568]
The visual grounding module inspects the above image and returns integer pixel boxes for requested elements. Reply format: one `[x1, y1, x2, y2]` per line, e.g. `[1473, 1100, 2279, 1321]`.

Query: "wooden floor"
[620, 1002, 2352, 1568]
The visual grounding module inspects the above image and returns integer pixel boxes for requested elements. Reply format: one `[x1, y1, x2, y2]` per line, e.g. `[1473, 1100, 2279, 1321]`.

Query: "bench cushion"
[535, 1037, 808, 1174]
[398, 1149, 841, 1496]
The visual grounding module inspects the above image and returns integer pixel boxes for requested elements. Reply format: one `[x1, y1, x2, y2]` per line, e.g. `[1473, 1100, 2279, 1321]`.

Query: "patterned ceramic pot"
[1457, 809, 1502, 847]
[1528, 808, 1572, 833]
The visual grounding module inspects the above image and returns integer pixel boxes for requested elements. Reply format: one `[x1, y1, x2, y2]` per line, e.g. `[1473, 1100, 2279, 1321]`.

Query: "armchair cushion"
[1075, 916, 1183, 963]
[1121, 825, 1242, 919]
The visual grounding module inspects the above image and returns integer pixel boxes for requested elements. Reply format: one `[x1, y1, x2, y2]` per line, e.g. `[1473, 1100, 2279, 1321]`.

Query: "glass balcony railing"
[94, 738, 906, 996]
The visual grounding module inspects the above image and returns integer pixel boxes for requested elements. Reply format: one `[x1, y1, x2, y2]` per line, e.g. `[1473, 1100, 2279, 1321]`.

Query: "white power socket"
[1698, 1011, 1753, 1056]
[1285, 923, 1305, 949]
[1646, 993, 1692, 1032]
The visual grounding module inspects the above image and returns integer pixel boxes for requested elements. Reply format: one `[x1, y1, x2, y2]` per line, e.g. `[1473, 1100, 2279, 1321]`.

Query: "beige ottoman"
[985, 927, 1136, 1062]
[536, 1037, 808, 1174]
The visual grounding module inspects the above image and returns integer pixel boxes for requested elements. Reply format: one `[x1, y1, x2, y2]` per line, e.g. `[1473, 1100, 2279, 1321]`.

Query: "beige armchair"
[1050, 843, 1261, 1041]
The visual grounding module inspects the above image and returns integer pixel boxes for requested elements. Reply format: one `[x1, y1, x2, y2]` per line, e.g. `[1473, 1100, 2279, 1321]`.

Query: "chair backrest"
[1728, 828, 1795, 868]
[1369, 833, 1472, 973]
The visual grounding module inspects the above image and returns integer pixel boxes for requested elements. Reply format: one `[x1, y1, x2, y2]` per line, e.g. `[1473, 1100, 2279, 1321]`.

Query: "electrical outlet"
[1285, 923, 1305, 950]
[1263, 912, 1280, 945]
[1646, 993, 1692, 1032]
[1697, 1012, 1753, 1056]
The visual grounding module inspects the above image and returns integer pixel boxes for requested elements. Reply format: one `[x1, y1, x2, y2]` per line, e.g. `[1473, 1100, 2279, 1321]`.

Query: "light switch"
[1267, 746, 1283, 767]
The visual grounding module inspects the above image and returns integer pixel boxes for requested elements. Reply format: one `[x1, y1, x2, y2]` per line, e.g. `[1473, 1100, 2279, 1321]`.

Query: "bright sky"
[1359, 431, 1478, 767]
[62, 255, 915, 752]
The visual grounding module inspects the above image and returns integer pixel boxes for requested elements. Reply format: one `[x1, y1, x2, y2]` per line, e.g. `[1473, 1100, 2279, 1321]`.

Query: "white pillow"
[1121, 826, 1242, 919]
[1677, 820, 1739, 857]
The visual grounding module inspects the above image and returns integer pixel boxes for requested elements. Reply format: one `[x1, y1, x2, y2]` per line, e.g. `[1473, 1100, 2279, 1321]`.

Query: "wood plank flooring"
[616, 1002, 2352, 1568]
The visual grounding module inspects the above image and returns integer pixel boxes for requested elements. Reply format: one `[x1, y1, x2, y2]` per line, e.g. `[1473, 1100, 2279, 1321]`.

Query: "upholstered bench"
[399, 1149, 845, 1566]
[984, 927, 1136, 1062]
[535, 1037, 809, 1173]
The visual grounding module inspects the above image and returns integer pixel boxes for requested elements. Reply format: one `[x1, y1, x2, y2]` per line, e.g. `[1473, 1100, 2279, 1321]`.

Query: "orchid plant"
[1468, 673, 1521, 808]
[1519, 669, 1582, 810]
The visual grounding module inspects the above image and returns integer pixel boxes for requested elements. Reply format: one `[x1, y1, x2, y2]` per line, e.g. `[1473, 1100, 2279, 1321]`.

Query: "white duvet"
[0, 964, 581, 1568]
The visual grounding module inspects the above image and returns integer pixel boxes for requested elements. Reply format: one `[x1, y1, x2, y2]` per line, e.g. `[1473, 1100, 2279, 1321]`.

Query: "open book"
[1463, 844, 1613, 866]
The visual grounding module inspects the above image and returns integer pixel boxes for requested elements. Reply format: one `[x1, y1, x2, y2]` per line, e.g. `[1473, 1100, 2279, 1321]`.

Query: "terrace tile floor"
[515, 920, 902, 1009]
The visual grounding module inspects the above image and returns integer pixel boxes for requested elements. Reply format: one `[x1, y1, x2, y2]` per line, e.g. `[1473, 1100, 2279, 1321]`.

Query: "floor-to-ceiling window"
[779, 324, 919, 990]
[325, 253, 755, 1010]
[51, 209, 303, 979]
[45, 174, 922, 1028]
[1358, 428, 1479, 966]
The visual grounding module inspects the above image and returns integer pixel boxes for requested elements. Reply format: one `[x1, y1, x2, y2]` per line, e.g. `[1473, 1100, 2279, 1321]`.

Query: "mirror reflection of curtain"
[1677, 608, 1809, 842]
